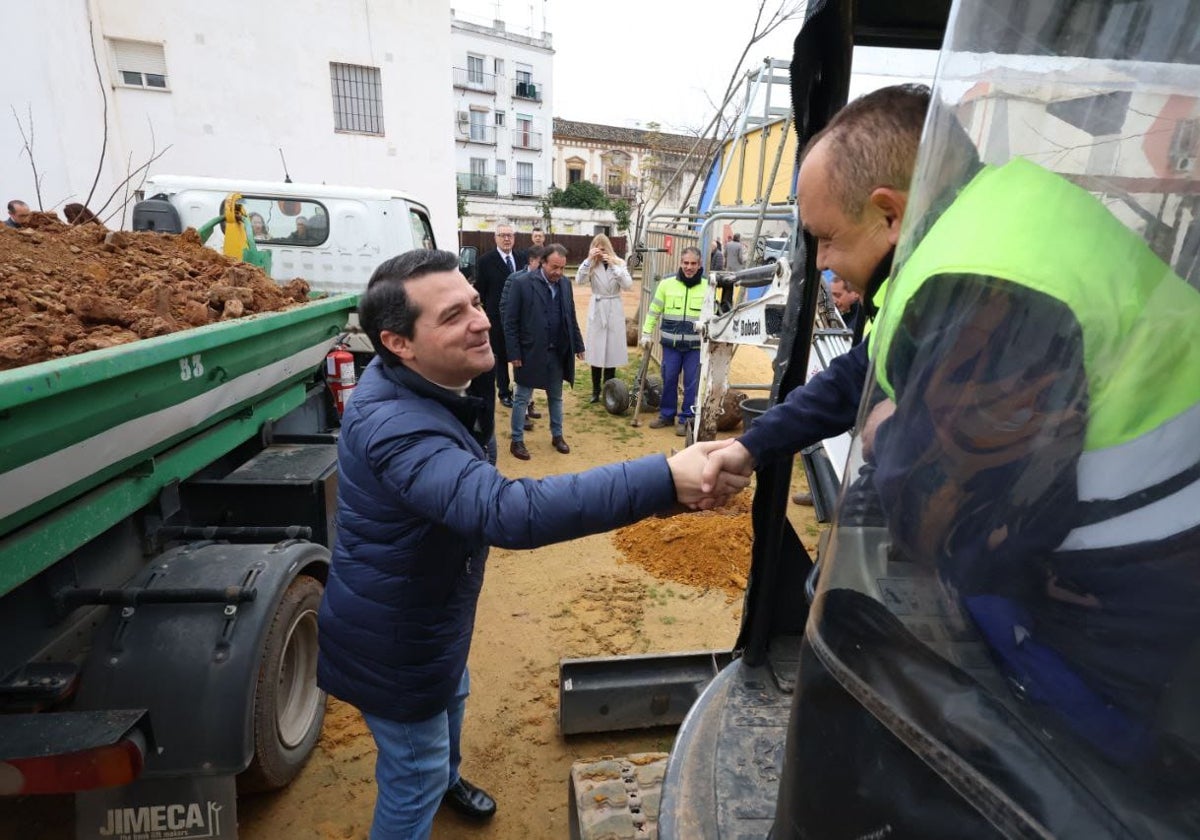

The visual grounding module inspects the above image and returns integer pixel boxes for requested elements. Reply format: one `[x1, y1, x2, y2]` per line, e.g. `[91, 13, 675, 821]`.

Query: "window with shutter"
[109, 39, 169, 90]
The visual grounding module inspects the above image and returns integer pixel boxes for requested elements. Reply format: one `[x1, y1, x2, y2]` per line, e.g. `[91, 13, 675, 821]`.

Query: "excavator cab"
[654, 0, 1200, 838]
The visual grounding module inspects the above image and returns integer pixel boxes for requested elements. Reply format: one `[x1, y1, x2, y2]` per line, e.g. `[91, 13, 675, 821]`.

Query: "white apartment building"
[0, 0, 457, 248]
[451, 11, 554, 230]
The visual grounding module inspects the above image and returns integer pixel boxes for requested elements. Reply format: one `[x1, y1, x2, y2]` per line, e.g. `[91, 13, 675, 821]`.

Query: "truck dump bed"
[0, 294, 356, 595]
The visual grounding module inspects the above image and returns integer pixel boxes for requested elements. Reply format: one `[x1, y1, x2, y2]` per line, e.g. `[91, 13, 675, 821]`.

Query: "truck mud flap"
[559, 650, 733, 736]
[72, 540, 329, 777]
[76, 775, 237, 840]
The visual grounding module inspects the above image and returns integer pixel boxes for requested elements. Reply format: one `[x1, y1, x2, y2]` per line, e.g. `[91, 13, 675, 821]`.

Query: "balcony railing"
[512, 78, 542, 101]
[456, 123, 496, 145]
[453, 67, 497, 93]
[457, 172, 497, 194]
[511, 179, 543, 197]
[511, 129, 543, 151]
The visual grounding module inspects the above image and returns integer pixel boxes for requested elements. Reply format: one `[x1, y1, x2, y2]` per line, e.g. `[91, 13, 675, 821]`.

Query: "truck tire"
[568, 753, 668, 840]
[239, 574, 327, 793]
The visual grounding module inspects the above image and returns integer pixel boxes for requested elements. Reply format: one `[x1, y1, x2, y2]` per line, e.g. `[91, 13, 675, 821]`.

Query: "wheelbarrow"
[602, 347, 662, 425]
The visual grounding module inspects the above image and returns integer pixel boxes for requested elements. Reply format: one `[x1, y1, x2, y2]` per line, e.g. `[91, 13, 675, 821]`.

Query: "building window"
[568, 168, 583, 185]
[514, 64, 538, 100]
[515, 162, 535, 196]
[469, 110, 489, 143]
[468, 55, 485, 85]
[607, 172, 623, 196]
[110, 39, 169, 90]
[496, 160, 507, 175]
[330, 62, 384, 135]
[495, 111, 506, 127]
[494, 58, 505, 75]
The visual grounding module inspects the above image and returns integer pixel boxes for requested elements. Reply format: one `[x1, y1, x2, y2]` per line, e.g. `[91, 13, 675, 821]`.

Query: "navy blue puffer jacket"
[318, 357, 677, 722]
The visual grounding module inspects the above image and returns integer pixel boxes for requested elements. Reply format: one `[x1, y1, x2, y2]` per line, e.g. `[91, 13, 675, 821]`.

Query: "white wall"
[1, 0, 457, 250]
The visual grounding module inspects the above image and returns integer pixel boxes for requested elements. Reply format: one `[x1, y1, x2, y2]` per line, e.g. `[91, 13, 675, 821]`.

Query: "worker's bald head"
[798, 85, 930, 294]
[803, 84, 930, 219]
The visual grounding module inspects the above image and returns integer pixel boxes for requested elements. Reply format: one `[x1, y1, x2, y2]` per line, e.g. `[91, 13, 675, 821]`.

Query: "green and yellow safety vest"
[643, 275, 704, 350]
[871, 157, 1200, 551]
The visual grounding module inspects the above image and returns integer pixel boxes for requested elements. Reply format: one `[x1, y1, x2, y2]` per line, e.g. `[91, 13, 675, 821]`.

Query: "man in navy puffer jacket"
[317, 249, 746, 840]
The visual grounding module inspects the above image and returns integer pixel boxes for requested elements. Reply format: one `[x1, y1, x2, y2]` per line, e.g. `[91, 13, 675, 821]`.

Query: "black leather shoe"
[499, 395, 513, 408]
[527, 407, 543, 419]
[442, 777, 496, 820]
[551, 436, 570, 454]
[523, 419, 534, 431]
[510, 440, 531, 460]
[589, 394, 601, 403]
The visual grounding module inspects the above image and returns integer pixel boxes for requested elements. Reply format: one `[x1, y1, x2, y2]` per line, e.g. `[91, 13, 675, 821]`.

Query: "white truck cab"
[137, 175, 438, 296]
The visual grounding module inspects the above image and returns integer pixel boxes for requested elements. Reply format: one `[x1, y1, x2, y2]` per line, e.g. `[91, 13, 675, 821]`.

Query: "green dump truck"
[0, 294, 356, 839]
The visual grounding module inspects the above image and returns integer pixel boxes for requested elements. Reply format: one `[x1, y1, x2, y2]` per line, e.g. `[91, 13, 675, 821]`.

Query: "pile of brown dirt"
[613, 495, 754, 598]
[0, 211, 311, 371]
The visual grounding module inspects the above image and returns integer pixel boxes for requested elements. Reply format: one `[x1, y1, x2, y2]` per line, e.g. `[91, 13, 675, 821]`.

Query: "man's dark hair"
[681, 245, 703, 259]
[359, 249, 460, 364]
[7, 199, 27, 214]
[731, 233, 741, 242]
[531, 225, 543, 232]
[543, 243, 568, 260]
[804, 83, 931, 218]
[526, 245, 546, 263]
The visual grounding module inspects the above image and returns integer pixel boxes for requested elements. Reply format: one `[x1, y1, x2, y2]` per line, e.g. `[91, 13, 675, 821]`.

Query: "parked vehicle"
[757, 235, 788, 264]
[136, 175, 438, 297]
[0, 292, 354, 839]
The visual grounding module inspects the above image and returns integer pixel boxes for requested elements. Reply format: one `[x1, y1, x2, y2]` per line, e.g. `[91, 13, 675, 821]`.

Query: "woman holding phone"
[577, 234, 634, 402]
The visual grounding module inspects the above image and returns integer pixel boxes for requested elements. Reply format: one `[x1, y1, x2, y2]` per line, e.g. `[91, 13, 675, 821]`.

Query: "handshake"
[665, 438, 756, 510]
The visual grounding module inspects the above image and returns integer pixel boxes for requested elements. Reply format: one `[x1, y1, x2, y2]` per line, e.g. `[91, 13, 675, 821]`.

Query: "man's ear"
[380, 330, 415, 361]
[869, 187, 909, 245]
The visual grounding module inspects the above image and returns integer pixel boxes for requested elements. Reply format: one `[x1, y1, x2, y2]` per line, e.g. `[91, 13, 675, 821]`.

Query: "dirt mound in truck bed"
[0, 212, 312, 372]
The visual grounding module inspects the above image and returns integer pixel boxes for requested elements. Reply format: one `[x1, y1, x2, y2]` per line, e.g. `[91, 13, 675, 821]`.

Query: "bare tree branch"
[96, 145, 172, 223]
[642, 0, 805, 228]
[82, 12, 110, 213]
[11, 104, 45, 210]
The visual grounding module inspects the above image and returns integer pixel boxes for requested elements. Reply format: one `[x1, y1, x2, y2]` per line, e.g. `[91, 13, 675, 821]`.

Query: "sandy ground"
[2, 279, 821, 839]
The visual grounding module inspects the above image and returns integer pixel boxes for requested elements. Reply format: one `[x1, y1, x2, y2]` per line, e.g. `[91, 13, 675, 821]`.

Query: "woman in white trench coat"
[577, 234, 633, 402]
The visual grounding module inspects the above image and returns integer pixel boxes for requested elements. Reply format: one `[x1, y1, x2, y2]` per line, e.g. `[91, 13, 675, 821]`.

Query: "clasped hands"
[667, 438, 756, 510]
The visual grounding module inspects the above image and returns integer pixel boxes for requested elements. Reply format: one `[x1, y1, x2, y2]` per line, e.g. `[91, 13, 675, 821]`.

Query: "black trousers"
[488, 324, 510, 398]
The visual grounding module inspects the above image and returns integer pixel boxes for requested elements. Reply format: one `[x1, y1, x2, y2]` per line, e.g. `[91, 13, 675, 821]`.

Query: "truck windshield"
[810, 0, 1200, 834]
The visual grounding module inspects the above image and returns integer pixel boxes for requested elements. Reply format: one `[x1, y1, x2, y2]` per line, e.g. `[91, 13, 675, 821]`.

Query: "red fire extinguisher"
[325, 343, 357, 415]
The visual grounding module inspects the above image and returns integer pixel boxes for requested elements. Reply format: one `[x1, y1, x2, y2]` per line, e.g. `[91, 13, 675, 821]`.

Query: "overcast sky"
[452, 0, 939, 134]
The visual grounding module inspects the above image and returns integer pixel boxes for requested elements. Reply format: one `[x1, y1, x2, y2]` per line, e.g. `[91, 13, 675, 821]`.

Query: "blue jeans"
[362, 668, 470, 840]
[511, 355, 564, 442]
[659, 345, 700, 422]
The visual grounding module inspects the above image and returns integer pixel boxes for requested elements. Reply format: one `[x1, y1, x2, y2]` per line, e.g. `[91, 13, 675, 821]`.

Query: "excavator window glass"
[808, 0, 1200, 834]
[238, 197, 330, 247]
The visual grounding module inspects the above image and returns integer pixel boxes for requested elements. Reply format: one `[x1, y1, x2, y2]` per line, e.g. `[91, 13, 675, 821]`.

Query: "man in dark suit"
[502, 244, 585, 460]
[473, 223, 521, 406]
